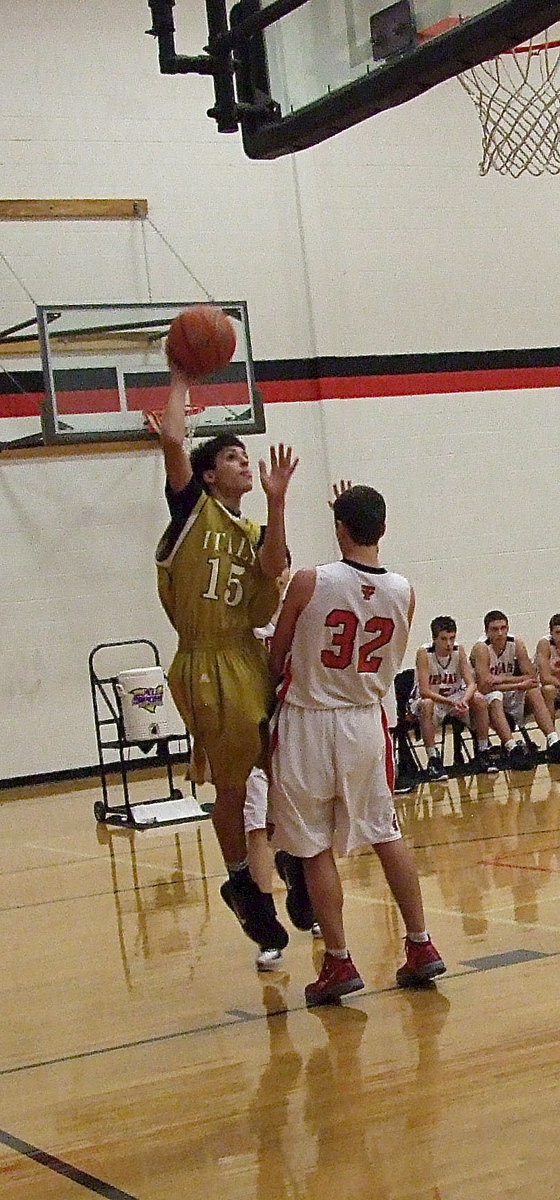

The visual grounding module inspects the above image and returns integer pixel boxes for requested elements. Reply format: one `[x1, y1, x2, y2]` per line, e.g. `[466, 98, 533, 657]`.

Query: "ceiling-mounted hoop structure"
[145, 0, 560, 158]
[459, 27, 560, 176]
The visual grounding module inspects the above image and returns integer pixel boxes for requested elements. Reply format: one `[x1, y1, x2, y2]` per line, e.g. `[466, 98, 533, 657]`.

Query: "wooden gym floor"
[1, 761, 560, 1200]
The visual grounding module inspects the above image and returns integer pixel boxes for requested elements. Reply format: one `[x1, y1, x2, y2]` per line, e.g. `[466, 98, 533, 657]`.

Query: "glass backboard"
[32, 302, 264, 445]
[235, 0, 560, 156]
[0, 316, 45, 450]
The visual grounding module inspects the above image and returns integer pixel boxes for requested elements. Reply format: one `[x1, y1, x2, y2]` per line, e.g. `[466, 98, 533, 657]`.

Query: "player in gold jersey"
[156, 365, 298, 950]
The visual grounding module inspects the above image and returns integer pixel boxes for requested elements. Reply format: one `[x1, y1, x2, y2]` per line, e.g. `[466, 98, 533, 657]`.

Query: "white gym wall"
[1, 0, 559, 778]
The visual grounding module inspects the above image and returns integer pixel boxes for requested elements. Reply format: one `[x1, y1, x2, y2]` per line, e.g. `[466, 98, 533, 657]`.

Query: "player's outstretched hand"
[144, 410, 163, 436]
[144, 400, 199, 439]
[329, 479, 353, 508]
[259, 444, 299, 501]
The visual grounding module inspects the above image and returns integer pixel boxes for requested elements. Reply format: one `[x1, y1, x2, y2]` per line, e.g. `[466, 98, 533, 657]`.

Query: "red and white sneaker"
[305, 952, 364, 1006]
[396, 937, 446, 987]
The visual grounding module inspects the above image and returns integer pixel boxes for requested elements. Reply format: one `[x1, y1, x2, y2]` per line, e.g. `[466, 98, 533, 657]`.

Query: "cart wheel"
[93, 800, 106, 823]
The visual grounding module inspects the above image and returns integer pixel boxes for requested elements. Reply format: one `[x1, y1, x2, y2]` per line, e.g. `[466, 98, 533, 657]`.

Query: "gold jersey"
[156, 490, 280, 649]
[156, 485, 280, 787]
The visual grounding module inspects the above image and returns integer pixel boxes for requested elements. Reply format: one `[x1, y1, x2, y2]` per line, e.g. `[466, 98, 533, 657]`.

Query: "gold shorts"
[168, 638, 274, 790]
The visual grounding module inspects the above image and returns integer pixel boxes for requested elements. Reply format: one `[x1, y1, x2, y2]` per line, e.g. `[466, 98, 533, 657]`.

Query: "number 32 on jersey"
[321, 609, 394, 673]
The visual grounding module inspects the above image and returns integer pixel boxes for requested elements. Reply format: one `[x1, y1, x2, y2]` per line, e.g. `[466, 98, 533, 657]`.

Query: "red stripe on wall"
[259, 365, 560, 404]
[259, 379, 321, 404]
[3, 364, 560, 420]
[0, 394, 40, 418]
[0, 382, 253, 419]
[56, 389, 120, 414]
[126, 381, 251, 410]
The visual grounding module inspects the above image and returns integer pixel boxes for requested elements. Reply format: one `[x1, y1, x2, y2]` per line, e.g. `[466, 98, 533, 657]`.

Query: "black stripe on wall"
[255, 346, 560, 381]
[4, 348, 560, 394]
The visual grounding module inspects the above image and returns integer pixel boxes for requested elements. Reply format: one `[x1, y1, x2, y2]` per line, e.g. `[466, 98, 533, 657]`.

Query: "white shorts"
[485, 689, 525, 728]
[243, 767, 268, 834]
[381, 684, 397, 731]
[270, 702, 401, 858]
[409, 691, 470, 729]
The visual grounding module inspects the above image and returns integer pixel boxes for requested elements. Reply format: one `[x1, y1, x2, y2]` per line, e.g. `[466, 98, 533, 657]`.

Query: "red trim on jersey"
[381, 705, 395, 794]
[276, 654, 293, 706]
[269, 656, 292, 758]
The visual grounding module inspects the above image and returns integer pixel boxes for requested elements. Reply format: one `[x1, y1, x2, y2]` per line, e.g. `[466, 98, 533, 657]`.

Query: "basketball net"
[144, 401, 205, 451]
[459, 30, 560, 176]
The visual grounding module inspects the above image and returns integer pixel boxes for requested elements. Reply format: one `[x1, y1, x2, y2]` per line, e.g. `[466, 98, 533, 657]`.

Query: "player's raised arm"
[269, 568, 316, 679]
[258, 444, 299, 579]
[158, 365, 197, 494]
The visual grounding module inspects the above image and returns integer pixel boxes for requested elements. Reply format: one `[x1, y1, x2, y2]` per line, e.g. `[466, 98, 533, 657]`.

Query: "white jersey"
[410, 644, 463, 704]
[486, 635, 517, 679]
[535, 636, 560, 678]
[283, 560, 411, 709]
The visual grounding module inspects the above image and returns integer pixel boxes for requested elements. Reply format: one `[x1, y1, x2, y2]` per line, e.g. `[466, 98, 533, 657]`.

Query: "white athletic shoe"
[255, 947, 284, 971]
[311, 923, 322, 939]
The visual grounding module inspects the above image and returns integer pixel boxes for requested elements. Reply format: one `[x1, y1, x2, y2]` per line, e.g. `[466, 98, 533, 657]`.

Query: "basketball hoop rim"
[143, 402, 207, 434]
[505, 39, 560, 54]
[441, 17, 560, 55]
[144, 403, 207, 419]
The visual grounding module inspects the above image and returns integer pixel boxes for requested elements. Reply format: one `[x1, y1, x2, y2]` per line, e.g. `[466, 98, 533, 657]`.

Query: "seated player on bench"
[535, 614, 560, 725]
[408, 616, 498, 781]
[471, 610, 560, 769]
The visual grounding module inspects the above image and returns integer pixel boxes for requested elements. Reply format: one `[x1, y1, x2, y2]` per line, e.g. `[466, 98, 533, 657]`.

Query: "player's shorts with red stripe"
[270, 701, 400, 858]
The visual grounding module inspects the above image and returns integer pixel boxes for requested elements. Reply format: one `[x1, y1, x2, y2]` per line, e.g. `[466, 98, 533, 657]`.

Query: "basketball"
[166, 306, 236, 378]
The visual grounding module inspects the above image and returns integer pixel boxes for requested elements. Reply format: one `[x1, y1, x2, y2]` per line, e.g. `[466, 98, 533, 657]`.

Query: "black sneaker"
[507, 743, 534, 772]
[427, 754, 448, 782]
[394, 775, 417, 795]
[547, 739, 560, 763]
[274, 851, 315, 931]
[476, 748, 499, 775]
[220, 870, 289, 949]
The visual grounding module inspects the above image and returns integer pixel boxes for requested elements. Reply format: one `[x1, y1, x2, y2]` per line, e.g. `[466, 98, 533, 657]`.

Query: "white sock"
[505, 739, 517, 752]
[408, 931, 429, 943]
[427, 747, 438, 759]
[547, 732, 559, 746]
[478, 739, 489, 751]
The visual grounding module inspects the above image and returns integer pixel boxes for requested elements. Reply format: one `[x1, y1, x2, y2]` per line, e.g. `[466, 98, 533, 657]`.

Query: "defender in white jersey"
[409, 616, 496, 781]
[244, 563, 322, 972]
[269, 484, 445, 1004]
[471, 610, 560, 769]
[535, 614, 560, 724]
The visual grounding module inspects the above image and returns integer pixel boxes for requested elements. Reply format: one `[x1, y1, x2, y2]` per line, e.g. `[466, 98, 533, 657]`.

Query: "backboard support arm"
[146, 0, 281, 131]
